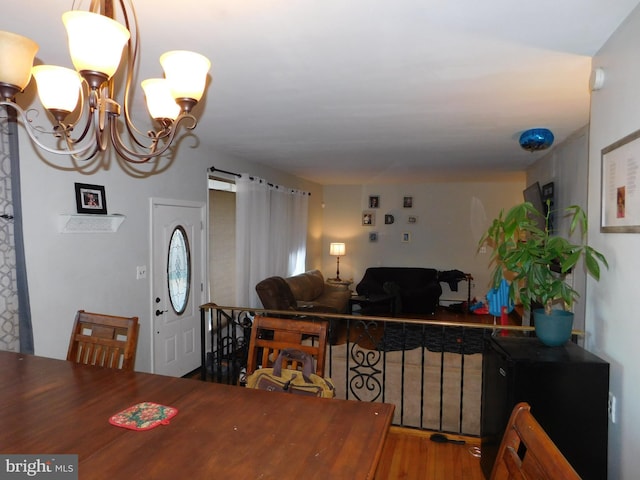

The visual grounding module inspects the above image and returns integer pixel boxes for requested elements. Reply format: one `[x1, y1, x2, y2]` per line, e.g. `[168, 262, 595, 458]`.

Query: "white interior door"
[152, 199, 205, 376]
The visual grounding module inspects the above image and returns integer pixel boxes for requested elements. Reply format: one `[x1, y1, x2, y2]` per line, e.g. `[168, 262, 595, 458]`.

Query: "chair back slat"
[67, 310, 139, 371]
[246, 315, 328, 377]
[490, 402, 581, 480]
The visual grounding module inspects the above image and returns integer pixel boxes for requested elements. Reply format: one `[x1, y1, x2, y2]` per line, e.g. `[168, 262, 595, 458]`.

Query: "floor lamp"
[329, 243, 345, 281]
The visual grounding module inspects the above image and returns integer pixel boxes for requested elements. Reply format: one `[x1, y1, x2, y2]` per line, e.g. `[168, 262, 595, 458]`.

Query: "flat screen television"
[523, 182, 546, 231]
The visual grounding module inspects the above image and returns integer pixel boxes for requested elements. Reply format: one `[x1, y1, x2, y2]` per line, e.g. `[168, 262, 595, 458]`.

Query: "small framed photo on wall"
[407, 215, 418, 224]
[75, 183, 107, 215]
[369, 232, 378, 242]
[362, 211, 376, 226]
[368, 195, 380, 209]
[403, 196, 413, 208]
[402, 232, 411, 243]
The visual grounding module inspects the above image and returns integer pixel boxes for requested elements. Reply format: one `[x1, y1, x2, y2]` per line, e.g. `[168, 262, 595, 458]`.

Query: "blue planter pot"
[533, 309, 574, 347]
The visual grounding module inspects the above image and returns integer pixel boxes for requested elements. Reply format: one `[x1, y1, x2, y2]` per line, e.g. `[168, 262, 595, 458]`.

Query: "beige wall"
[321, 180, 525, 301]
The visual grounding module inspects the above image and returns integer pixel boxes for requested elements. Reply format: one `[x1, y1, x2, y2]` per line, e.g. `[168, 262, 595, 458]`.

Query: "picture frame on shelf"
[362, 211, 376, 226]
[368, 195, 380, 209]
[75, 183, 107, 215]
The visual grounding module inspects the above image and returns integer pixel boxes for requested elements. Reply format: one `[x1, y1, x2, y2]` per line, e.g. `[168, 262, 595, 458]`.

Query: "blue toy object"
[486, 279, 513, 317]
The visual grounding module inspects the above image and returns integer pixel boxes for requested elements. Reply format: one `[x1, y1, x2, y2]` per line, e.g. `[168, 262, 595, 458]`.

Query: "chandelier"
[0, 0, 211, 168]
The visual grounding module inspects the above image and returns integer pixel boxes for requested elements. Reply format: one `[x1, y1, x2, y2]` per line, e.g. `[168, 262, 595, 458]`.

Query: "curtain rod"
[209, 166, 241, 178]
[208, 166, 311, 196]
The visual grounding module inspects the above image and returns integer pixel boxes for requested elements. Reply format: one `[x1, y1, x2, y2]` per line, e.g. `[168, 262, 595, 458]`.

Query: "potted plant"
[478, 201, 608, 346]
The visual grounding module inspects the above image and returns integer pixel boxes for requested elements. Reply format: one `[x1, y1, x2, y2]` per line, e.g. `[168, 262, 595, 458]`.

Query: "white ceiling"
[5, 0, 640, 184]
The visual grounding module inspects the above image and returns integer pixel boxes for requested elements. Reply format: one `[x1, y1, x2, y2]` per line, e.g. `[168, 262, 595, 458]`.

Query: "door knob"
[155, 309, 168, 316]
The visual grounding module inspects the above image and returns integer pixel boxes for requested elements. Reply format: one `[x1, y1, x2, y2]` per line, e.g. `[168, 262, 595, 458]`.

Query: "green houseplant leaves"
[479, 202, 608, 315]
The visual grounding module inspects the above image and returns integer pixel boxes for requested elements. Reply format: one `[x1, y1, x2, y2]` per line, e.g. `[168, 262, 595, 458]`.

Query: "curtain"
[235, 175, 309, 308]
[0, 107, 34, 353]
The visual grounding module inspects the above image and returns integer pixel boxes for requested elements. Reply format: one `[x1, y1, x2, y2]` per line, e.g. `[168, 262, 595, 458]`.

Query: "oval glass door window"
[167, 226, 191, 315]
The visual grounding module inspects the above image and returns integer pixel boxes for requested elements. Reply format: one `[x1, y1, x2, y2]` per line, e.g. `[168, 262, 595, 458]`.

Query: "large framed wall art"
[601, 129, 640, 232]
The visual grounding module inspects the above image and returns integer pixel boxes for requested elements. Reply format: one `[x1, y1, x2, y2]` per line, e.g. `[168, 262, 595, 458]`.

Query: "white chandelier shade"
[160, 51, 212, 105]
[62, 11, 130, 81]
[0, 30, 39, 93]
[32, 65, 82, 114]
[141, 78, 180, 121]
[0, 0, 212, 167]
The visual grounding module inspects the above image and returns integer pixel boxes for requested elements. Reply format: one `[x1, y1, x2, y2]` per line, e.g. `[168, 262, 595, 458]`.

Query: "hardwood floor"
[375, 427, 485, 480]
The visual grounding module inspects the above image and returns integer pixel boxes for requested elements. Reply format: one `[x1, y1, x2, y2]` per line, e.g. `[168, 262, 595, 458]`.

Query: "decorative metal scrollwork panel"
[347, 319, 384, 402]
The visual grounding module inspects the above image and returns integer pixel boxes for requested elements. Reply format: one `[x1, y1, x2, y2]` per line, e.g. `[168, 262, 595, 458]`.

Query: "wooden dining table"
[0, 351, 394, 479]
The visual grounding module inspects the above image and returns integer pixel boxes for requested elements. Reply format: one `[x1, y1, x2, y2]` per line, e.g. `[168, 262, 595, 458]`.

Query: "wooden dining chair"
[66, 310, 140, 371]
[246, 315, 328, 377]
[490, 402, 581, 480]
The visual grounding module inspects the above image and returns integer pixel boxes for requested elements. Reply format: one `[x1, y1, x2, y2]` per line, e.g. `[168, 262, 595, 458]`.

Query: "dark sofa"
[355, 267, 443, 315]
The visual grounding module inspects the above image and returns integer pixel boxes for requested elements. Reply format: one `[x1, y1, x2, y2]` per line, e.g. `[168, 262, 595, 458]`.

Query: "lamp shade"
[329, 243, 345, 256]
[32, 65, 82, 114]
[62, 11, 130, 80]
[0, 30, 38, 91]
[141, 78, 180, 120]
[160, 50, 211, 102]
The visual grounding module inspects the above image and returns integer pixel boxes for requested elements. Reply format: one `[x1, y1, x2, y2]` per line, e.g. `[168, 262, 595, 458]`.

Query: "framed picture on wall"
[407, 215, 418, 224]
[403, 196, 413, 208]
[75, 183, 107, 215]
[362, 211, 376, 226]
[402, 232, 411, 243]
[601, 129, 640, 232]
[369, 195, 380, 208]
[369, 231, 378, 242]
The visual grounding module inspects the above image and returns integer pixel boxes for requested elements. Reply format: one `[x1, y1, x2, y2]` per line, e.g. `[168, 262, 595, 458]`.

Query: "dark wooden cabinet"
[481, 336, 609, 480]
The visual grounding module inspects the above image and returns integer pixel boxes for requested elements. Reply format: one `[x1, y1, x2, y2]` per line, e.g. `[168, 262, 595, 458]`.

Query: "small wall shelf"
[60, 214, 125, 233]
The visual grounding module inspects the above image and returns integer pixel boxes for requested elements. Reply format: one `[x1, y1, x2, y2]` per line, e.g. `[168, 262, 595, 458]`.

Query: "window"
[167, 226, 190, 314]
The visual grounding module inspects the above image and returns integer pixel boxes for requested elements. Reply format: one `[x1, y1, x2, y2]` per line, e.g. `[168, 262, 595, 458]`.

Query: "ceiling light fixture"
[0, 0, 211, 166]
[519, 128, 554, 153]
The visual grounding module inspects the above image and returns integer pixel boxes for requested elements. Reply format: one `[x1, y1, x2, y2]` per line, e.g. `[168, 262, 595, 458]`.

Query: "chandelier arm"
[95, 99, 113, 154]
[60, 84, 95, 149]
[0, 101, 97, 157]
[109, 114, 163, 163]
[119, 0, 154, 146]
[64, 89, 110, 162]
[63, 121, 101, 162]
[49, 86, 102, 161]
[109, 113, 198, 163]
